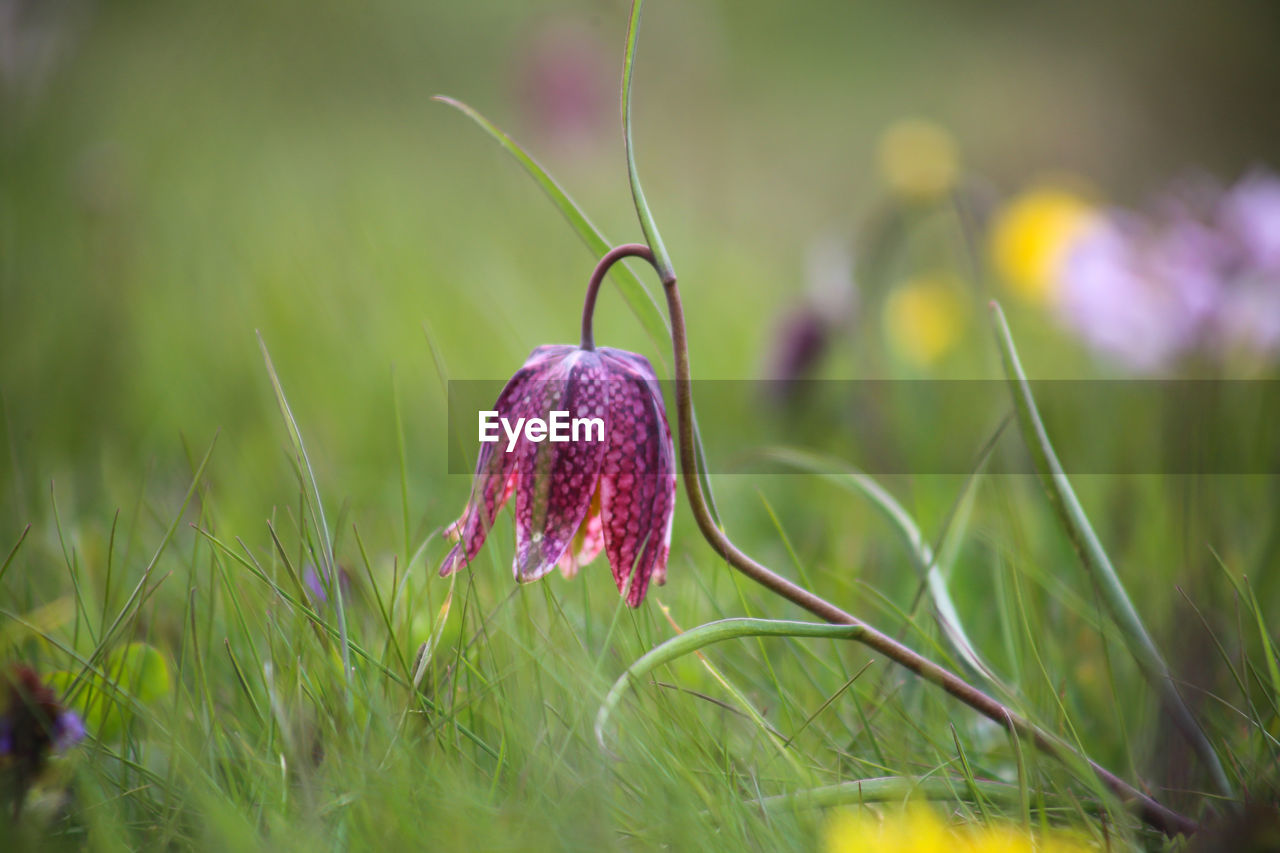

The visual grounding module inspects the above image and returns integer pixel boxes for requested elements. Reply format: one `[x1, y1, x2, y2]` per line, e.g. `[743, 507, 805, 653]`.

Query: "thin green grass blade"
[854, 580, 961, 669]
[656, 605, 805, 774]
[616, 0, 721, 528]
[392, 368, 412, 566]
[1244, 577, 1280, 704]
[763, 447, 999, 686]
[622, 0, 673, 281]
[1176, 585, 1266, 754]
[432, 95, 669, 351]
[257, 333, 353, 706]
[1205, 550, 1280, 728]
[224, 638, 264, 725]
[596, 617, 864, 748]
[265, 521, 327, 651]
[989, 300, 1233, 799]
[195, 526, 499, 760]
[50, 484, 96, 645]
[0, 523, 30, 586]
[950, 724, 994, 823]
[783, 660, 873, 749]
[1008, 719, 1031, 835]
[755, 490, 817, 594]
[351, 523, 411, 680]
[76, 435, 217, 695]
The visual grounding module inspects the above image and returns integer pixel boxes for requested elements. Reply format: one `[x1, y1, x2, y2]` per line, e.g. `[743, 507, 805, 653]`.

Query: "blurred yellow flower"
[989, 185, 1097, 304]
[878, 118, 960, 201]
[823, 804, 1093, 853]
[882, 275, 968, 366]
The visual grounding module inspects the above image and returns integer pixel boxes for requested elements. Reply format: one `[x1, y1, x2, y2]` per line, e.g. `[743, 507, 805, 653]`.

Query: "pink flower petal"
[558, 489, 605, 578]
[439, 346, 573, 576]
[513, 351, 610, 581]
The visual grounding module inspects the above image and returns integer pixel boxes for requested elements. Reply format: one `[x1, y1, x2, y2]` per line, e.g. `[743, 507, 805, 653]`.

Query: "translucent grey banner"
[446, 380, 1280, 475]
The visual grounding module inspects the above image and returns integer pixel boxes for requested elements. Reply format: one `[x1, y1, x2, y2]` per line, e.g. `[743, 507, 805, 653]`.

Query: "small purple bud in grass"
[767, 309, 827, 388]
[303, 564, 327, 605]
[52, 711, 84, 752]
[764, 235, 856, 401]
[2, 664, 83, 812]
[441, 344, 676, 607]
[302, 563, 352, 608]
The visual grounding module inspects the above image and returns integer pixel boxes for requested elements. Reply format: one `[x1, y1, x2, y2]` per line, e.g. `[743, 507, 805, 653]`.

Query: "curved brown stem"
[581, 244, 655, 351]
[596, 243, 1199, 838]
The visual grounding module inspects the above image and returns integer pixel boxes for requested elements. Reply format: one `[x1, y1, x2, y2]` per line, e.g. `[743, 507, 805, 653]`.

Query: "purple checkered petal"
[597, 349, 677, 606]
[440, 345, 576, 576]
[513, 350, 611, 581]
[439, 340, 677, 607]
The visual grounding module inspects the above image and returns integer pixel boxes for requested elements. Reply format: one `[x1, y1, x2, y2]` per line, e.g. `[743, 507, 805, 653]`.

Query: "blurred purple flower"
[441, 344, 676, 607]
[51, 710, 84, 752]
[0, 0, 85, 99]
[1222, 170, 1280, 272]
[2, 665, 82, 758]
[1059, 216, 1205, 372]
[2, 664, 84, 811]
[513, 20, 609, 150]
[767, 310, 827, 387]
[302, 564, 351, 608]
[764, 235, 857, 398]
[1056, 168, 1280, 372]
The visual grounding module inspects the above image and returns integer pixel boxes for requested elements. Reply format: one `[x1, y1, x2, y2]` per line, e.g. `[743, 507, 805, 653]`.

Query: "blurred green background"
[3, 2, 1280, 846]
[4, 0, 1280, 536]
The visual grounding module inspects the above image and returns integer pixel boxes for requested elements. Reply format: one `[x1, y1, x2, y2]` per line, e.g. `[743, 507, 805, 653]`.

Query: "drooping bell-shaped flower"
[441, 343, 676, 607]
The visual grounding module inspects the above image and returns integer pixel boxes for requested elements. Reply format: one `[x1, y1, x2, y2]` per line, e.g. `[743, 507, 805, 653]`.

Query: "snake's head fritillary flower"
[441, 344, 676, 607]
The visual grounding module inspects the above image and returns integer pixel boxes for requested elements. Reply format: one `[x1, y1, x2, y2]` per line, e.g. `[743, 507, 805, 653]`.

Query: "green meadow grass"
[4, 1, 1280, 850]
[6, 391, 1278, 851]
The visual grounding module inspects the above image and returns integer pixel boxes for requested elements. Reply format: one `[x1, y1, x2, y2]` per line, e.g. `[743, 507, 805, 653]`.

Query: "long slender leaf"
[0, 523, 30, 586]
[989, 300, 1233, 799]
[596, 617, 863, 748]
[75, 435, 218, 696]
[433, 95, 723, 526]
[622, 0, 673, 281]
[432, 95, 669, 352]
[656, 603, 805, 773]
[615, 0, 722, 526]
